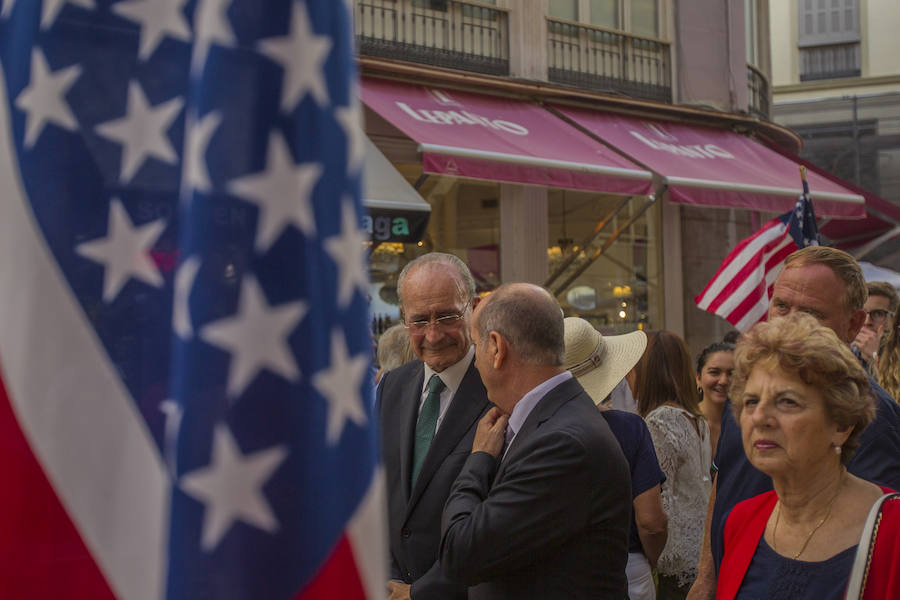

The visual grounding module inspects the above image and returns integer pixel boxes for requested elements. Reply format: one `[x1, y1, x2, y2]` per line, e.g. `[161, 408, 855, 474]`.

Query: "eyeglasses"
[404, 313, 464, 333]
[866, 309, 895, 325]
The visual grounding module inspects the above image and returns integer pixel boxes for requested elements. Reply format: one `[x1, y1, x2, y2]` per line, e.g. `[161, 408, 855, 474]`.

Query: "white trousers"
[626, 552, 656, 600]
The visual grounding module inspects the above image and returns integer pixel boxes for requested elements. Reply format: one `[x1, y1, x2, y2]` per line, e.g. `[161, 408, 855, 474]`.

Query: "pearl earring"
[834, 445, 842, 455]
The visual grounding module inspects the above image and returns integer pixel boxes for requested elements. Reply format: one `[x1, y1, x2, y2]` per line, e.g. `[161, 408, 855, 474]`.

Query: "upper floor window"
[798, 0, 860, 81]
[549, 0, 579, 21]
[549, 0, 660, 38]
[629, 0, 658, 38]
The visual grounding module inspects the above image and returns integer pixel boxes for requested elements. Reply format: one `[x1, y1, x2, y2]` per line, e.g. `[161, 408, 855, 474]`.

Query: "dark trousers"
[657, 574, 691, 600]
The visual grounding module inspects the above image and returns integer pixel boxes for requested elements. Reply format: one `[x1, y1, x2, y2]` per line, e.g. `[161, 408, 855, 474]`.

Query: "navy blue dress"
[601, 409, 666, 554]
[734, 538, 856, 600]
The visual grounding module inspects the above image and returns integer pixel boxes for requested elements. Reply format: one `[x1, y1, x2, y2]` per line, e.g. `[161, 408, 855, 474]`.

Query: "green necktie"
[412, 374, 445, 486]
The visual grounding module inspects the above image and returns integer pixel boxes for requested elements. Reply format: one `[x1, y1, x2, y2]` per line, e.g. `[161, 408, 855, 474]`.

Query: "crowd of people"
[373, 247, 900, 599]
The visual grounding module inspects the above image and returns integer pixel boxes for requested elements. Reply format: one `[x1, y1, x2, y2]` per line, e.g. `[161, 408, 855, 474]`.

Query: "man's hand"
[387, 580, 411, 600]
[853, 325, 882, 365]
[472, 406, 508, 458]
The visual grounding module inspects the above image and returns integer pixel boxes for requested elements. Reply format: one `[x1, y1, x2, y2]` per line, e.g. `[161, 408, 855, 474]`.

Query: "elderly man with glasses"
[852, 280, 899, 372]
[377, 252, 491, 600]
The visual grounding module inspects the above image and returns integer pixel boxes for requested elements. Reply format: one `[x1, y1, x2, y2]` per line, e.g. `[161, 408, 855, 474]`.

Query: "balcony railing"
[355, 0, 510, 76]
[546, 18, 671, 103]
[747, 63, 770, 120]
[799, 42, 860, 82]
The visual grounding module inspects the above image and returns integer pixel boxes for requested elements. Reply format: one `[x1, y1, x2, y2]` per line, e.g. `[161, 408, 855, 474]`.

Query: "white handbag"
[844, 492, 900, 599]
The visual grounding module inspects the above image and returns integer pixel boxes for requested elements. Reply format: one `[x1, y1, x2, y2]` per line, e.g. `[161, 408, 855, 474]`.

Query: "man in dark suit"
[377, 252, 490, 600]
[440, 283, 632, 599]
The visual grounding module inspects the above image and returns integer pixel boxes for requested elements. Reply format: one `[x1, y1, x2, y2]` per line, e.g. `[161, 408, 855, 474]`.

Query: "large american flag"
[695, 173, 820, 332]
[0, 1, 384, 598]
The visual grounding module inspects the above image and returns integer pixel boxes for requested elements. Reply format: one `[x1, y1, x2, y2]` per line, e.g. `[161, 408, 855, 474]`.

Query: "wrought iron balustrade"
[546, 18, 671, 103]
[747, 63, 770, 120]
[356, 0, 509, 76]
[799, 42, 860, 82]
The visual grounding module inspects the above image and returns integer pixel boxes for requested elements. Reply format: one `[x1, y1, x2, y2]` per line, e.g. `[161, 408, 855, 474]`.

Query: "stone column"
[662, 198, 684, 336]
[499, 184, 548, 284]
[504, 0, 548, 80]
[499, 0, 548, 284]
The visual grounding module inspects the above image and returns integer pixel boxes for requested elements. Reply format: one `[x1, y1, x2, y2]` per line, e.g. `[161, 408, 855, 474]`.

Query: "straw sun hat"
[563, 317, 647, 405]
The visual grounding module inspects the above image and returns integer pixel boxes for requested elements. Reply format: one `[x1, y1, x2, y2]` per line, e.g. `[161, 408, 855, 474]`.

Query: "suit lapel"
[495, 377, 583, 482]
[399, 364, 425, 503]
[407, 359, 488, 511]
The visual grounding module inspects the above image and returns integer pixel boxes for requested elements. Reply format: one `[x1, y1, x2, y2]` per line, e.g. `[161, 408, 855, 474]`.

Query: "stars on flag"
[258, 1, 332, 111]
[182, 109, 223, 194]
[326, 197, 370, 308]
[95, 80, 183, 183]
[6, 0, 374, 569]
[172, 255, 202, 339]
[313, 329, 369, 445]
[190, 0, 237, 74]
[160, 398, 185, 475]
[14, 48, 81, 148]
[179, 424, 288, 551]
[336, 96, 365, 174]
[76, 199, 167, 302]
[40, 0, 95, 30]
[227, 132, 323, 251]
[199, 276, 307, 399]
[111, 0, 192, 61]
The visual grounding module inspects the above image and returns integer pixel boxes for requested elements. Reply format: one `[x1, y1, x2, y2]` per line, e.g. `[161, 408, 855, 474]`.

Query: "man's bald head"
[475, 283, 565, 366]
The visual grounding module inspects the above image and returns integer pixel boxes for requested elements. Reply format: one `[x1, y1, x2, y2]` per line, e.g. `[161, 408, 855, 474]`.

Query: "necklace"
[773, 472, 844, 560]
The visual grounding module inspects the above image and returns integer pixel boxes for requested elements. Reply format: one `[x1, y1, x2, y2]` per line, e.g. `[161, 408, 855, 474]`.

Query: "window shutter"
[798, 0, 859, 47]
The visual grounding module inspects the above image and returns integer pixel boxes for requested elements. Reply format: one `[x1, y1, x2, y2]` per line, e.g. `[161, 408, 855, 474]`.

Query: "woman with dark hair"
[696, 341, 735, 453]
[635, 331, 712, 599]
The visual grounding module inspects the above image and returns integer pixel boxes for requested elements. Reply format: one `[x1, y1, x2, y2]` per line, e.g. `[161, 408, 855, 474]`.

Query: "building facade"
[357, 0, 861, 354]
[770, 0, 900, 269]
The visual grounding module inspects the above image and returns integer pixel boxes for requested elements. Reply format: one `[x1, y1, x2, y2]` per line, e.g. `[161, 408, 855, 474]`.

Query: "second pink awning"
[360, 78, 653, 196]
[552, 106, 865, 218]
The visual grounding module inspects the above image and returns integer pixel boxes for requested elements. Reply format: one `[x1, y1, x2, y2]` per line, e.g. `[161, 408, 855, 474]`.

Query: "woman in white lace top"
[634, 330, 712, 599]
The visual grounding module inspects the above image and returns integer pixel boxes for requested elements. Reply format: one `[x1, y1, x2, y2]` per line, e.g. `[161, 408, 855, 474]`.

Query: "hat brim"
[575, 330, 647, 405]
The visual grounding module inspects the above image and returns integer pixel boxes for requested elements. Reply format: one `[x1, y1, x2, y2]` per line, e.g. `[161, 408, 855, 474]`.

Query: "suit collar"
[506, 371, 572, 439]
[497, 377, 586, 479]
[399, 364, 426, 501]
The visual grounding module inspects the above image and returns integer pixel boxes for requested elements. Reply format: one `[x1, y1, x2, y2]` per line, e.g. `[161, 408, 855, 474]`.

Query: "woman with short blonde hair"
[717, 313, 900, 600]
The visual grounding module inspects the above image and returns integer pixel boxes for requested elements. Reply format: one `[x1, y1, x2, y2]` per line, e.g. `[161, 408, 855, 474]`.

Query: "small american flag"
[695, 169, 820, 332]
[0, 1, 384, 598]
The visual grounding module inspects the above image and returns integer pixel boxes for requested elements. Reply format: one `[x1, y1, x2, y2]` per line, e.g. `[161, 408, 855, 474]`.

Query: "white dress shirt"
[503, 370, 573, 458]
[420, 345, 475, 433]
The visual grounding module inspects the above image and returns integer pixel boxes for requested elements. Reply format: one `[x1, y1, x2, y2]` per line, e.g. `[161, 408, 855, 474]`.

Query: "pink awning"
[360, 78, 653, 196]
[552, 106, 865, 218]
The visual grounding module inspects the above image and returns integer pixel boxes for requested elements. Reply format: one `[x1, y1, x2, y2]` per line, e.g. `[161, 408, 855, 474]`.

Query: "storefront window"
[365, 161, 660, 338]
[368, 175, 501, 333]
[547, 190, 661, 334]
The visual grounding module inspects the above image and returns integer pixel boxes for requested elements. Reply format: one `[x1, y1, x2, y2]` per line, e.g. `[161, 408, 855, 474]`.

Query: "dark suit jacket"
[378, 357, 490, 600]
[440, 377, 632, 600]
